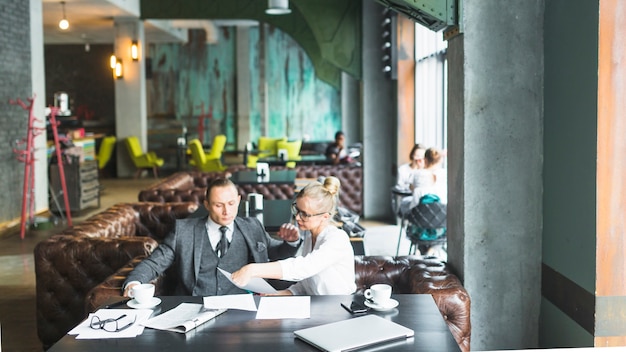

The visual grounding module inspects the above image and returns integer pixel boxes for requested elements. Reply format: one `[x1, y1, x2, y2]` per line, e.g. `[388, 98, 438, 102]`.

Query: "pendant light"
[266, 0, 291, 15]
[58, 1, 69, 30]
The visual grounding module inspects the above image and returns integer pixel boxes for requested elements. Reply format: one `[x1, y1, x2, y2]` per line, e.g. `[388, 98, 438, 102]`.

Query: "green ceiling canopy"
[140, 0, 362, 88]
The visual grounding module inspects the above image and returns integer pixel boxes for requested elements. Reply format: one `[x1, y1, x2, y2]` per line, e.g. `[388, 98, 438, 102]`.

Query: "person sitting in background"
[396, 143, 426, 190]
[326, 131, 352, 165]
[231, 176, 356, 295]
[398, 147, 447, 216]
[409, 147, 447, 208]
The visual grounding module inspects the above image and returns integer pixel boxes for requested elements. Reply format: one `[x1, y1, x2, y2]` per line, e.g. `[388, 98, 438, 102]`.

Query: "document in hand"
[142, 303, 227, 333]
[218, 267, 277, 294]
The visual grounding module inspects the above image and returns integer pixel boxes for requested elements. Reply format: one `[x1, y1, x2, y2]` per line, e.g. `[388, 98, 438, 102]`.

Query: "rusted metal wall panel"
[148, 26, 340, 147]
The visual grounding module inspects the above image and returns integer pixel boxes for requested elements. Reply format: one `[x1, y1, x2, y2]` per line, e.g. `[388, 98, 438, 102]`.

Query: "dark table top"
[230, 170, 297, 185]
[258, 154, 331, 166]
[49, 294, 461, 352]
[190, 199, 293, 233]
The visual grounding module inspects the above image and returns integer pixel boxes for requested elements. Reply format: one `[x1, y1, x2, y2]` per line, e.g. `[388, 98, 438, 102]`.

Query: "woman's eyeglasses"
[291, 203, 327, 221]
[90, 314, 136, 332]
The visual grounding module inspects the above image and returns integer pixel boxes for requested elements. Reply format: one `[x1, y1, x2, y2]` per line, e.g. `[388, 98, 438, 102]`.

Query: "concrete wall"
[540, 0, 598, 347]
[448, 0, 544, 349]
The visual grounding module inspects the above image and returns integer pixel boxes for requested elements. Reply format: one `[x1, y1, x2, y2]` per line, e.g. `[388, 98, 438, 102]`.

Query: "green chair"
[276, 139, 302, 168]
[97, 136, 116, 173]
[188, 138, 228, 172]
[124, 136, 164, 178]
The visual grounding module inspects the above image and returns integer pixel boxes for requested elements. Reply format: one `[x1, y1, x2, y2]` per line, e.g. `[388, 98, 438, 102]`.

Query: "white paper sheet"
[256, 296, 311, 319]
[218, 267, 277, 294]
[203, 294, 258, 311]
[68, 309, 153, 339]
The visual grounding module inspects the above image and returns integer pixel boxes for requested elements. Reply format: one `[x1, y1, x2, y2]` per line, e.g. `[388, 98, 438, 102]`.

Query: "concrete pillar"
[114, 19, 147, 177]
[447, 1, 544, 349]
[361, 0, 397, 221]
[341, 72, 360, 146]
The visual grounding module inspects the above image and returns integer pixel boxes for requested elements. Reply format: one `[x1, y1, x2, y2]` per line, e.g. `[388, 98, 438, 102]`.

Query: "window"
[414, 25, 447, 151]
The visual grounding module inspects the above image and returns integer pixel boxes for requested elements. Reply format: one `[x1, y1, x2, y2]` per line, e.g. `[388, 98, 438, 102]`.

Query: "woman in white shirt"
[231, 176, 356, 295]
[410, 147, 447, 208]
[396, 143, 426, 189]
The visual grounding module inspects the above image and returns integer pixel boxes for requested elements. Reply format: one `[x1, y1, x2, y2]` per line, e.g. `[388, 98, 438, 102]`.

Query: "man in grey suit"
[123, 177, 300, 296]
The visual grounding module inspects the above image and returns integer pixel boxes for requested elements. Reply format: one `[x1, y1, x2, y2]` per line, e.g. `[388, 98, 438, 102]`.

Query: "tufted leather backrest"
[354, 256, 471, 352]
[295, 164, 363, 214]
[34, 202, 199, 349]
[137, 164, 363, 214]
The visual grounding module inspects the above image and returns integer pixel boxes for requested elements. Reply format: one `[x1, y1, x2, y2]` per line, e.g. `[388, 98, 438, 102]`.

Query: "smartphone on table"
[341, 296, 369, 314]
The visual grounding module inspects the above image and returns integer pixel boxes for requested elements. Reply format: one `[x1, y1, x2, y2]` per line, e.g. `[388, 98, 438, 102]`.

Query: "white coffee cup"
[129, 283, 155, 304]
[364, 284, 392, 306]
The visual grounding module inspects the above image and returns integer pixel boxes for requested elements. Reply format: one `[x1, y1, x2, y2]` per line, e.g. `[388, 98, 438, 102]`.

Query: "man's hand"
[123, 282, 139, 297]
[277, 223, 299, 242]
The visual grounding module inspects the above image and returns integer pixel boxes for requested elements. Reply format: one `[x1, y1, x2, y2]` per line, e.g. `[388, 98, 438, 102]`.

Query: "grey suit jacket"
[125, 216, 299, 295]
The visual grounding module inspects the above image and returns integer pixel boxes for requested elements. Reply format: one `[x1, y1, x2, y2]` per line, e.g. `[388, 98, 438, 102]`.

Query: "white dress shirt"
[205, 219, 233, 251]
[280, 225, 356, 295]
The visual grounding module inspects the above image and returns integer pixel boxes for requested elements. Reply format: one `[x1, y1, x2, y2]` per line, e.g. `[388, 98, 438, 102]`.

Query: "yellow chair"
[276, 139, 302, 168]
[257, 136, 287, 158]
[124, 136, 164, 178]
[189, 134, 227, 168]
[247, 136, 287, 168]
[188, 138, 228, 172]
[97, 136, 116, 171]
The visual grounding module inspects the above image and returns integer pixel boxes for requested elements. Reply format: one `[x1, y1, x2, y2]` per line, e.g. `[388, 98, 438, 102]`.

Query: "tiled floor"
[0, 176, 409, 351]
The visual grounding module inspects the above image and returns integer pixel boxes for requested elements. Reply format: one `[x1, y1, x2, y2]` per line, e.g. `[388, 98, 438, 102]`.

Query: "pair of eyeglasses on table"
[90, 314, 137, 332]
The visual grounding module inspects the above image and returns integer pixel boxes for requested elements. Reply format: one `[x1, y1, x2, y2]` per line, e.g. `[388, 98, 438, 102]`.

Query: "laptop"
[294, 314, 414, 352]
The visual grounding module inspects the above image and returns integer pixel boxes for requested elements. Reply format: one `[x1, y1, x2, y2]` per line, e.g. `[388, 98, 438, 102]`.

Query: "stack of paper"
[68, 309, 153, 339]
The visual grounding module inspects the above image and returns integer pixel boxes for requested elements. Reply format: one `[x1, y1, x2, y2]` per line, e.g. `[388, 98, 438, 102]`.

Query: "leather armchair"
[34, 202, 199, 349]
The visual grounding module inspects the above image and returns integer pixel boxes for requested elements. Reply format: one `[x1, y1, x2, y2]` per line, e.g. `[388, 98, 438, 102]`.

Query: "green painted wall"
[147, 26, 340, 145]
[541, 0, 598, 346]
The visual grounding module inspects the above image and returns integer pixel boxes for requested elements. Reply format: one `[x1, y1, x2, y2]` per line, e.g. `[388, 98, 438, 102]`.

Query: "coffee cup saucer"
[364, 298, 399, 312]
[128, 297, 161, 309]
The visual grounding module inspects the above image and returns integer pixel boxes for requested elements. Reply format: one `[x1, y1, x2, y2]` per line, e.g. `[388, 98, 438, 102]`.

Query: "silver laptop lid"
[294, 314, 414, 352]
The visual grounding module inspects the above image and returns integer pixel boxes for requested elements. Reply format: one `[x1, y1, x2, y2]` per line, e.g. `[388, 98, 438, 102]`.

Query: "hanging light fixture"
[130, 40, 139, 61]
[266, 0, 291, 15]
[58, 1, 69, 30]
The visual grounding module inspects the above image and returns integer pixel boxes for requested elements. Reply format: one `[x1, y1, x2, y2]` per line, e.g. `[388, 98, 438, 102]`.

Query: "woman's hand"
[231, 265, 254, 287]
[277, 223, 299, 242]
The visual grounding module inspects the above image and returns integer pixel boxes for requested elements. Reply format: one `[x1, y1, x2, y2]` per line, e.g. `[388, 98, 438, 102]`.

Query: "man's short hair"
[205, 178, 236, 199]
[334, 131, 344, 140]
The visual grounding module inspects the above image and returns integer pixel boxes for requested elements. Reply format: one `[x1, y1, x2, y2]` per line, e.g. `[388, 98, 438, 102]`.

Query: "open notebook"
[294, 314, 414, 352]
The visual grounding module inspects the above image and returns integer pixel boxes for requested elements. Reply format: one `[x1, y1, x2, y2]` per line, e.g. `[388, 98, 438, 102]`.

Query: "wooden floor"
[0, 175, 395, 351]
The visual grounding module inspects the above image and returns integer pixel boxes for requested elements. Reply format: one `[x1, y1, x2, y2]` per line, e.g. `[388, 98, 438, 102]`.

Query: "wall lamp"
[114, 59, 123, 79]
[266, 0, 291, 15]
[58, 1, 69, 30]
[109, 54, 117, 69]
[131, 40, 139, 61]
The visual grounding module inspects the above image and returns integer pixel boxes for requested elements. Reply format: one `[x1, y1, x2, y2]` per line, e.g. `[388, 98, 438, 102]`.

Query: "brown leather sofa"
[33, 202, 199, 349]
[87, 255, 470, 351]
[138, 164, 363, 214]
